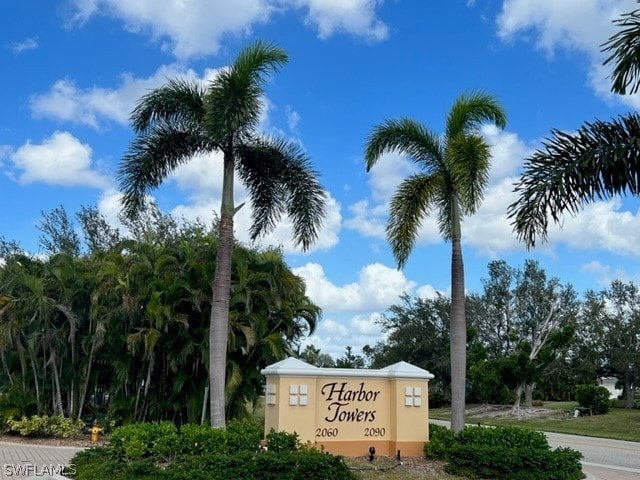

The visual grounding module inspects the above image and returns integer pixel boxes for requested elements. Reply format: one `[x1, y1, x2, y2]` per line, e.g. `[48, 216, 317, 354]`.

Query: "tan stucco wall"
[262, 358, 434, 457]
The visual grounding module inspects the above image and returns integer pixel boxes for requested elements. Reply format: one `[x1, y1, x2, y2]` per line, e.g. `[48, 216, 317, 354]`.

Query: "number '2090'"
[364, 427, 385, 437]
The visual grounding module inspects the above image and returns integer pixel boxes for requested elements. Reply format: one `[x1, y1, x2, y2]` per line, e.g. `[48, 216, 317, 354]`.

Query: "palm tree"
[118, 41, 326, 427]
[508, 5, 640, 246]
[364, 91, 506, 432]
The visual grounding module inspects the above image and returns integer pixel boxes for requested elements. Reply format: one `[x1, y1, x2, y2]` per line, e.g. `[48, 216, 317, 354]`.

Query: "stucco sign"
[261, 358, 434, 457]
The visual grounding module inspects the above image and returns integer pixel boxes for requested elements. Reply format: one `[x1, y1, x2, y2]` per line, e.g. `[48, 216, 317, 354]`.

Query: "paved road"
[431, 419, 640, 480]
[0, 441, 81, 479]
[546, 432, 640, 480]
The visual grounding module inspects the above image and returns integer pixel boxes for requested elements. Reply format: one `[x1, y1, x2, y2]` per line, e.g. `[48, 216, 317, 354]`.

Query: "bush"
[445, 443, 583, 480]
[108, 421, 179, 463]
[225, 418, 263, 452]
[266, 428, 299, 452]
[424, 423, 456, 459]
[71, 420, 355, 480]
[424, 425, 583, 480]
[575, 384, 610, 414]
[165, 449, 355, 480]
[178, 423, 227, 456]
[6, 415, 85, 438]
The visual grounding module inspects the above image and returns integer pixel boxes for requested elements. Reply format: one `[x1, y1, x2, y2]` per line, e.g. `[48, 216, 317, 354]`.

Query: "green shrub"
[73, 421, 354, 480]
[69, 447, 163, 480]
[457, 425, 549, 450]
[266, 428, 299, 452]
[225, 418, 263, 452]
[424, 425, 583, 480]
[424, 423, 456, 459]
[178, 423, 227, 456]
[444, 443, 583, 480]
[6, 415, 85, 438]
[108, 421, 179, 463]
[165, 449, 355, 480]
[575, 384, 611, 414]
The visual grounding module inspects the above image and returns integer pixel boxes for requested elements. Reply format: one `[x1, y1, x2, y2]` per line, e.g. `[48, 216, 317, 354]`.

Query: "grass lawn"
[429, 402, 640, 442]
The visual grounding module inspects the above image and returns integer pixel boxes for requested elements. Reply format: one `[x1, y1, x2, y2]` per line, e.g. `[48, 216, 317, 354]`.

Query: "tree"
[38, 205, 81, 256]
[335, 346, 365, 368]
[365, 293, 452, 401]
[584, 280, 640, 408]
[508, 6, 640, 246]
[471, 260, 578, 412]
[118, 41, 326, 427]
[364, 92, 506, 431]
[299, 344, 335, 367]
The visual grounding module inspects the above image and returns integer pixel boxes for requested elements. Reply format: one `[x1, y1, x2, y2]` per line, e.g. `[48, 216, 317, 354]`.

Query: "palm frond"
[387, 174, 444, 268]
[447, 133, 491, 215]
[364, 118, 443, 171]
[445, 90, 506, 138]
[508, 112, 640, 247]
[118, 126, 211, 219]
[130, 79, 207, 133]
[236, 137, 326, 251]
[204, 41, 288, 142]
[602, 6, 640, 95]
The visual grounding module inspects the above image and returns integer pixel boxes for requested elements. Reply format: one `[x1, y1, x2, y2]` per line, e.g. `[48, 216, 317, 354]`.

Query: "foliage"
[575, 384, 611, 415]
[423, 423, 456, 459]
[365, 293, 451, 401]
[0, 209, 319, 426]
[424, 424, 582, 480]
[107, 422, 178, 463]
[0, 384, 38, 429]
[6, 415, 85, 438]
[70, 423, 354, 480]
[335, 346, 366, 368]
[469, 259, 578, 409]
[266, 428, 299, 452]
[445, 443, 583, 480]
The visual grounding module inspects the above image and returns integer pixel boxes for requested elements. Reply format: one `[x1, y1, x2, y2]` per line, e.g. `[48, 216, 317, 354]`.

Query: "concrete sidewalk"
[0, 441, 82, 479]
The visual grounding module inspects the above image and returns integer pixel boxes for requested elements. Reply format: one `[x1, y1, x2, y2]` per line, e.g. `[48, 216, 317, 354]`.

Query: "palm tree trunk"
[51, 350, 64, 416]
[0, 350, 14, 386]
[209, 151, 236, 428]
[449, 195, 467, 433]
[77, 339, 98, 421]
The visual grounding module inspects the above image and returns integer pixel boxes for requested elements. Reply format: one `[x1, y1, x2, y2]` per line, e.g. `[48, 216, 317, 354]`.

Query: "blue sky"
[2, 0, 640, 358]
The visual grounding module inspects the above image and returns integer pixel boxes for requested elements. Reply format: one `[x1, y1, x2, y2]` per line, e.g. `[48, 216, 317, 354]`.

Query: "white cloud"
[552, 199, 640, 256]
[290, 0, 389, 42]
[285, 106, 301, 133]
[580, 260, 640, 288]
[292, 261, 417, 312]
[496, 0, 640, 106]
[7, 131, 109, 188]
[30, 65, 217, 128]
[10, 37, 38, 54]
[68, 0, 389, 59]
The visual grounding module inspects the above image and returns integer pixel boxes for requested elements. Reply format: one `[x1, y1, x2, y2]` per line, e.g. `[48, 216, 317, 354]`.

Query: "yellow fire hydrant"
[90, 421, 102, 443]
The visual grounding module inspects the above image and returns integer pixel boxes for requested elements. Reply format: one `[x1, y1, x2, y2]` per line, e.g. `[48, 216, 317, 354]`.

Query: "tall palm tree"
[364, 91, 506, 432]
[508, 5, 640, 246]
[118, 41, 326, 427]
